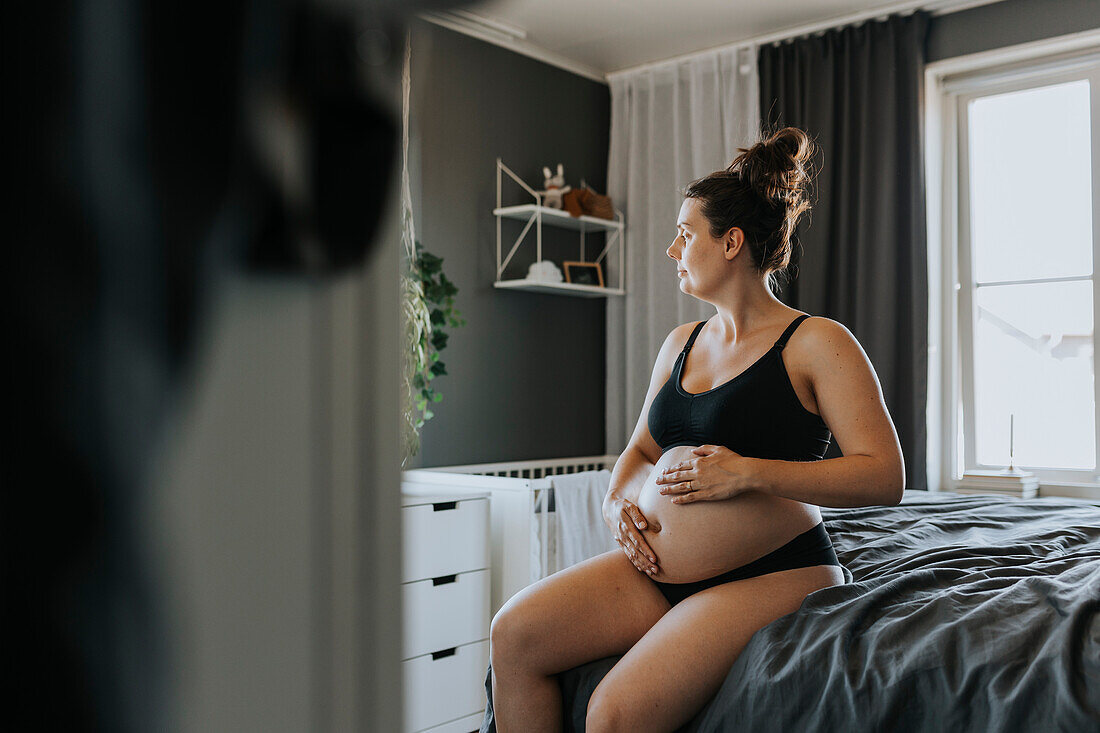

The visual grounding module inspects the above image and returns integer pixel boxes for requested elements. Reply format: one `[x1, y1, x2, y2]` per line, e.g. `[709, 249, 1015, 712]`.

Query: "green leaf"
[402, 242, 470, 451]
[419, 252, 443, 274]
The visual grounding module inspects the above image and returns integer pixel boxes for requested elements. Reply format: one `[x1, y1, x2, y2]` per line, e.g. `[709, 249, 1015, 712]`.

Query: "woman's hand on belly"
[654, 443, 753, 504]
[607, 494, 663, 577]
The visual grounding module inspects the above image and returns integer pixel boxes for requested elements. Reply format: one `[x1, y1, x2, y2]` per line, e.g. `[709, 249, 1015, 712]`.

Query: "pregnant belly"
[635, 445, 821, 583]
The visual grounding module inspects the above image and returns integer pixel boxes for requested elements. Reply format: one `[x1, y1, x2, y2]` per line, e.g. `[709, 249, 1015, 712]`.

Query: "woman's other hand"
[654, 444, 755, 503]
[607, 496, 661, 576]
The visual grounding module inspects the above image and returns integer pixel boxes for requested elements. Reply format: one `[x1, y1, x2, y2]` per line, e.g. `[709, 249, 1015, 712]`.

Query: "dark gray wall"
[406, 18, 611, 468]
[927, 0, 1100, 61]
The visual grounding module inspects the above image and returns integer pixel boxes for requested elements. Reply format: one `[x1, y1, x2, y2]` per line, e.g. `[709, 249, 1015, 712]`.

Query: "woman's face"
[667, 197, 725, 292]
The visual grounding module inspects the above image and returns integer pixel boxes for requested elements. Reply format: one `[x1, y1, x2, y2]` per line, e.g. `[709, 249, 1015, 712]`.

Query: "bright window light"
[966, 79, 1095, 470]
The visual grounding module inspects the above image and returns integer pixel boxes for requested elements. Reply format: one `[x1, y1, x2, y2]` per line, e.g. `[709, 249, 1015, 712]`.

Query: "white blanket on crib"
[549, 469, 619, 569]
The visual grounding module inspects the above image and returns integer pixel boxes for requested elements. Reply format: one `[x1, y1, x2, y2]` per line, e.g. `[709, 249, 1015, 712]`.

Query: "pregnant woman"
[488, 126, 906, 733]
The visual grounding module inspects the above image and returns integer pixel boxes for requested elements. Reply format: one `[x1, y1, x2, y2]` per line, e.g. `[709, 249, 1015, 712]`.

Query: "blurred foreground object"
[11, 0, 468, 729]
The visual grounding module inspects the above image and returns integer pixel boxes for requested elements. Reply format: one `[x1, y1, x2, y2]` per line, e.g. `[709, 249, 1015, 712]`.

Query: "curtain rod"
[605, 0, 1002, 81]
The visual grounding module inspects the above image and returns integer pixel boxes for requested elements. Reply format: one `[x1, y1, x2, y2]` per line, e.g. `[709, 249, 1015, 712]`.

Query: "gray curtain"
[758, 11, 930, 490]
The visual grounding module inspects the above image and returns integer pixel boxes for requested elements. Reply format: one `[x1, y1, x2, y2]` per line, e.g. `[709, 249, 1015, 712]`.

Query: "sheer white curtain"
[605, 45, 761, 455]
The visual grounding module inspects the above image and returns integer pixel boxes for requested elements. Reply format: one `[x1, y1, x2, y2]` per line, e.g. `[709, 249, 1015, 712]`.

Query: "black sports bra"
[647, 314, 832, 460]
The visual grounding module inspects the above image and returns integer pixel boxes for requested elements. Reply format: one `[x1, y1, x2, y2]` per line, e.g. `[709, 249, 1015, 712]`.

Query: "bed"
[477, 489, 1100, 732]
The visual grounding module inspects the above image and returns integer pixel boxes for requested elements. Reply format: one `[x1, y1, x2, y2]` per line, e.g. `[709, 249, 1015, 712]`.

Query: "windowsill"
[1036, 482, 1100, 501]
[937, 481, 1100, 501]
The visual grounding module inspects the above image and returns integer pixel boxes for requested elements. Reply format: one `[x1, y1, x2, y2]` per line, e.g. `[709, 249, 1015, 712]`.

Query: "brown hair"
[680, 125, 817, 290]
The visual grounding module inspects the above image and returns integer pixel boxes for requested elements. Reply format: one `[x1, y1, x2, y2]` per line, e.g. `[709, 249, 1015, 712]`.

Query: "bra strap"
[774, 314, 812, 351]
[681, 318, 709, 354]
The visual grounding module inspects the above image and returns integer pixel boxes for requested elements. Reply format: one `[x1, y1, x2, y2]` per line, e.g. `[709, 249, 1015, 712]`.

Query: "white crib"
[401, 454, 620, 616]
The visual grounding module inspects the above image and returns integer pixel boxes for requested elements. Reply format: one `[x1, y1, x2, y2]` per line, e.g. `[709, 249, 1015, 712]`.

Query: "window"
[929, 41, 1100, 497]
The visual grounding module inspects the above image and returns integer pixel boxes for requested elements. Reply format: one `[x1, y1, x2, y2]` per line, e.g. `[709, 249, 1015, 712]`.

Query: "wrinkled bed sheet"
[479, 490, 1100, 732]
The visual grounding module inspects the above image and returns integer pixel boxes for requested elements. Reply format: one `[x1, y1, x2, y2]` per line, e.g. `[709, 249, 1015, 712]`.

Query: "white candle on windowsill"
[1001, 413, 1026, 476]
[958, 414, 1038, 496]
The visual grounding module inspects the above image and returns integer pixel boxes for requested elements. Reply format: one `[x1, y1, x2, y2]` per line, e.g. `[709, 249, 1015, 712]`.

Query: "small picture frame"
[563, 261, 604, 287]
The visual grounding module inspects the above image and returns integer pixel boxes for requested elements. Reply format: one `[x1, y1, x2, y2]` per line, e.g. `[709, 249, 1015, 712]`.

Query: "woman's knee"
[489, 598, 538, 669]
[585, 688, 629, 733]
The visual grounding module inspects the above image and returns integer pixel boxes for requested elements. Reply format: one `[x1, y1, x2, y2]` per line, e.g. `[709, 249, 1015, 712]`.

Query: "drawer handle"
[431, 647, 457, 660]
[432, 573, 458, 586]
[432, 501, 458, 511]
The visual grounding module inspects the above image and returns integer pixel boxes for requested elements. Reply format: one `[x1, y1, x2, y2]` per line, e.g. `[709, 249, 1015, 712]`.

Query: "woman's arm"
[743, 454, 902, 508]
[602, 446, 656, 530]
[748, 317, 904, 507]
[604, 323, 688, 528]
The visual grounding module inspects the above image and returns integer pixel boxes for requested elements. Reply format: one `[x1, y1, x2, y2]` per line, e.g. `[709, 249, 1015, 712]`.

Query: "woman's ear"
[723, 227, 746, 259]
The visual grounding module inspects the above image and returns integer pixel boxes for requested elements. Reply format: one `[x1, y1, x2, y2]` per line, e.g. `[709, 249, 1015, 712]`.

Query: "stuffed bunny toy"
[538, 163, 572, 209]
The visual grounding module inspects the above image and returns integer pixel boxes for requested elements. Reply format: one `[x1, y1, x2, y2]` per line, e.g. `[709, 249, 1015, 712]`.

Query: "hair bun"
[728, 126, 815, 205]
[679, 124, 817, 292]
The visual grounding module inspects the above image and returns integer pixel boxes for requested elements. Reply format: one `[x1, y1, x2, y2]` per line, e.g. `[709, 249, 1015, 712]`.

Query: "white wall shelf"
[493, 278, 620, 298]
[494, 158, 626, 297]
[494, 204, 622, 232]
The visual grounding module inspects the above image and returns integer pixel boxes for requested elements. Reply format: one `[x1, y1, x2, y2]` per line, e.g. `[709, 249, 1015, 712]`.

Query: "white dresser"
[401, 491, 491, 733]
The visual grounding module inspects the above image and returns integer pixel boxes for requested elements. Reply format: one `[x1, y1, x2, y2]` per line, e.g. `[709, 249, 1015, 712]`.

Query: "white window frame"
[926, 28, 1100, 501]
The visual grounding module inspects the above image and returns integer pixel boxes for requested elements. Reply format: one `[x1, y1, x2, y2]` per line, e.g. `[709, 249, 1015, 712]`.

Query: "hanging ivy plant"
[401, 239, 466, 467]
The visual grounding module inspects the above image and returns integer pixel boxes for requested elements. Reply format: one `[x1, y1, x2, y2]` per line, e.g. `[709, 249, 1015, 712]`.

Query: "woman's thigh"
[490, 548, 673, 675]
[586, 564, 845, 732]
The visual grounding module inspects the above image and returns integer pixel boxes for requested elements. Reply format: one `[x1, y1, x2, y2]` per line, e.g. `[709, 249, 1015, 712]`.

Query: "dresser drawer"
[402, 497, 489, 582]
[403, 568, 490, 661]
[403, 639, 489, 733]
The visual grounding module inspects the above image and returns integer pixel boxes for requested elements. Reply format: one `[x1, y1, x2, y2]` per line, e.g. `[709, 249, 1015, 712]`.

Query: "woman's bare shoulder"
[645, 321, 706, 387]
[784, 316, 869, 384]
[662, 320, 705, 352]
[791, 315, 883, 402]
[796, 316, 861, 351]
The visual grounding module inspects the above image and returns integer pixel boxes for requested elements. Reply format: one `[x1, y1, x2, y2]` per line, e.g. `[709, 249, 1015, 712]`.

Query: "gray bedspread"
[478, 490, 1100, 732]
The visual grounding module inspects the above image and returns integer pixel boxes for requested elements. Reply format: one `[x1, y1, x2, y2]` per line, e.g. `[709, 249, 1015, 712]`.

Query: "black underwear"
[649, 522, 841, 607]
